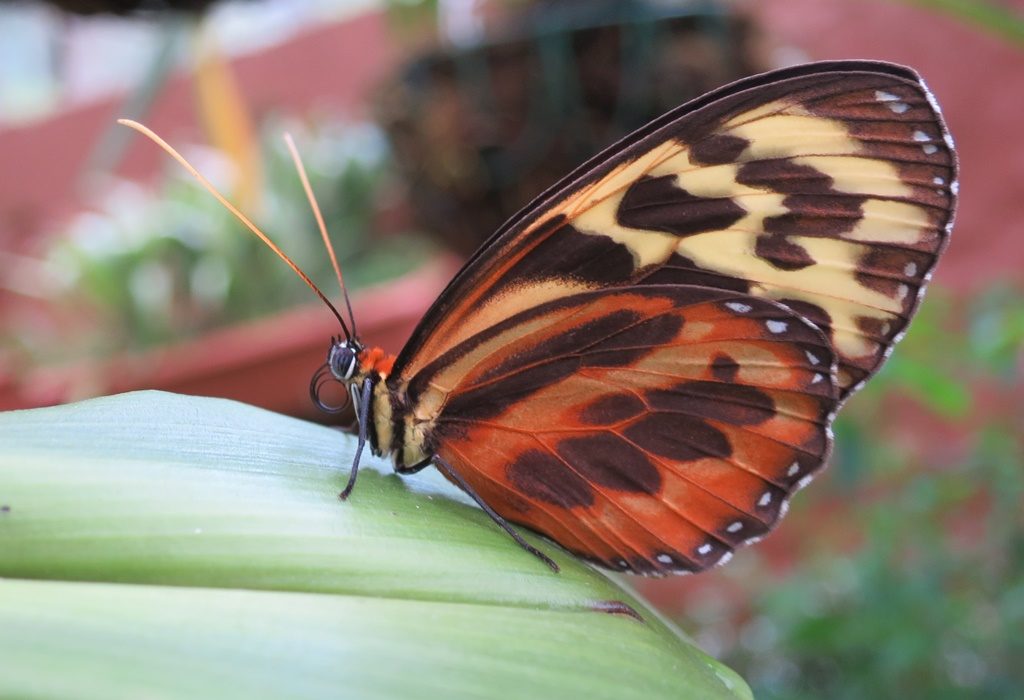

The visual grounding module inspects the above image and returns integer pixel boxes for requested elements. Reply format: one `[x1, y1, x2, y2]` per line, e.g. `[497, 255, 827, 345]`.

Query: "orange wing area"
[428, 286, 838, 575]
[394, 62, 956, 403]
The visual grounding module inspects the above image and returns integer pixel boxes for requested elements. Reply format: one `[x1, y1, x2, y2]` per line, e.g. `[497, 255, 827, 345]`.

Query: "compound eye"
[328, 342, 359, 381]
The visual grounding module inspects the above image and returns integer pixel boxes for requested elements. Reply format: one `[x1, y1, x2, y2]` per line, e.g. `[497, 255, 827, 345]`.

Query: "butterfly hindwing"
[426, 286, 837, 574]
[394, 61, 956, 401]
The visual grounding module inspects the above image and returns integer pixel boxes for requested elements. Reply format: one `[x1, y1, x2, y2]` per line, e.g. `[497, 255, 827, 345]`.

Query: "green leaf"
[0, 391, 749, 700]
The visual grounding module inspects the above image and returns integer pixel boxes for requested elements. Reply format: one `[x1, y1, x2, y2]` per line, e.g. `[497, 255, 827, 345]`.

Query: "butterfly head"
[311, 336, 360, 413]
[311, 336, 396, 414]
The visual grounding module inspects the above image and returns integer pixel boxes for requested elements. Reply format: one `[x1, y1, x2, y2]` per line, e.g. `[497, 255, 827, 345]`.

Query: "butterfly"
[124, 60, 957, 576]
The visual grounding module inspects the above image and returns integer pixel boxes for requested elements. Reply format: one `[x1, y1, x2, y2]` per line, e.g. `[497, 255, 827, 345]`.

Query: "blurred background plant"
[0, 0, 1021, 697]
[9, 116, 430, 364]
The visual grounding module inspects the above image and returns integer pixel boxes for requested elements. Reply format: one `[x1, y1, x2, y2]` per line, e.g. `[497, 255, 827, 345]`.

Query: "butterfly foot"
[338, 469, 358, 501]
[529, 545, 561, 574]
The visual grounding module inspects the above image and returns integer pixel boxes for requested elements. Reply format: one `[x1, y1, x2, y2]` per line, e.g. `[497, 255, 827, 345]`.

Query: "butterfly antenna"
[283, 132, 358, 339]
[119, 119, 352, 340]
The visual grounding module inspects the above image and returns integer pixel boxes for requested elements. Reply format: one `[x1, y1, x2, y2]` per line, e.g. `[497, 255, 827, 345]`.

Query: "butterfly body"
[320, 61, 958, 575]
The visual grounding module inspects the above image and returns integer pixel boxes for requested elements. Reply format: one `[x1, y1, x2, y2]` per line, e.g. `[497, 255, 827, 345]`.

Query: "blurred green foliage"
[383, 0, 439, 30]
[860, 284, 1024, 414]
[19, 118, 432, 365]
[902, 0, 1024, 46]
[683, 288, 1024, 698]
[732, 426, 1022, 699]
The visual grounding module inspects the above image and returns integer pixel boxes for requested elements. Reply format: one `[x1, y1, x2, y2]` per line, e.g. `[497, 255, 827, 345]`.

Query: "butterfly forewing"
[394, 62, 956, 402]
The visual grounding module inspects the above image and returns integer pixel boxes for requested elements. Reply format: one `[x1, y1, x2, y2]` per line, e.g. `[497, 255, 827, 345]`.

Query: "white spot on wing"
[904, 262, 918, 277]
[766, 320, 788, 334]
[921, 80, 950, 151]
[758, 491, 773, 507]
[933, 176, 944, 185]
[656, 553, 672, 564]
[812, 373, 825, 384]
[727, 521, 743, 533]
[913, 130, 931, 142]
[805, 350, 821, 365]
[873, 89, 909, 113]
[726, 301, 752, 313]
[778, 499, 791, 520]
[942, 129, 956, 150]
[697, 543, 713, 556]
[923, 143, 938, 155]
[787, 462, 801, 477]
[898, 284, 910, 301]
[923, 82, 940, 110]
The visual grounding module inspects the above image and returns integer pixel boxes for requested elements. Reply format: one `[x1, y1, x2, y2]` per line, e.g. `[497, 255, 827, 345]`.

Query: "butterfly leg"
[432, 454, 560, 573]
[339, 376, 373, 500]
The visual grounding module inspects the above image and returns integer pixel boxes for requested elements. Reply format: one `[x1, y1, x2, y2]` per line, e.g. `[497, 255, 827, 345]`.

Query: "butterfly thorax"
[356, 346, 396, 378]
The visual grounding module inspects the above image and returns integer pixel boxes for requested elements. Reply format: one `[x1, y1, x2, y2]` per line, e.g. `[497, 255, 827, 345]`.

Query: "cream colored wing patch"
[612, 82, 954, 397]
[392, 63, 956, 405]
